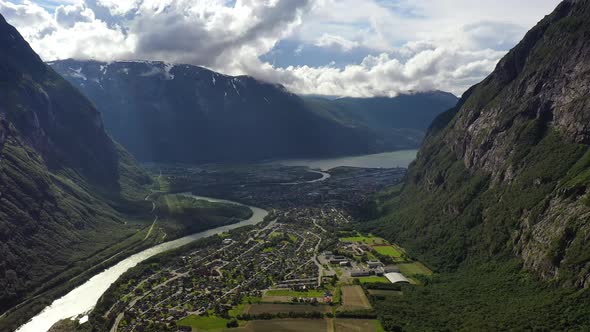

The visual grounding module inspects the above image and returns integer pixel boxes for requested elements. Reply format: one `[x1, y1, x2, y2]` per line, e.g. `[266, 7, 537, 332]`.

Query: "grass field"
[398, 262, 433, 276]
[340, 285, 371, 311]
[356, 276, 390, 284]
[177, 315, 228, 331]
[339, 235, 387, 245]
[246, 303, 331, 314]
[265, 289, 324, 297]
[229, 319, 330, 332]
[335, 319, 385, 332]
[371, 245, 402, 258]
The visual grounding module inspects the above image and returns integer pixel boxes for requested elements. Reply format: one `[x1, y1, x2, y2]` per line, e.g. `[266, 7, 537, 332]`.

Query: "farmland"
[340, 285, 371, 311]
[356, 276, 390, 284]
[398, 262, 433, 276]
[245, 304, 332, 315]
[339, 235, 387, 245]
[372, 245, 402, 258]
[177, 315, 228, 331]
[335, 319, 385, 332]
[264, 289, 324, 297]
[230, 319, 331, 332]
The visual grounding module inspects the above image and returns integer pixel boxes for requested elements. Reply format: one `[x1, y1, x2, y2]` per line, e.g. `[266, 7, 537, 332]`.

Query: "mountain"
[0, 14, 150, 328]
[48, 60, 457, 163]
[368, 0, 590, 288]
[304, 91, 458, 150]
[361, 1, 590, 329]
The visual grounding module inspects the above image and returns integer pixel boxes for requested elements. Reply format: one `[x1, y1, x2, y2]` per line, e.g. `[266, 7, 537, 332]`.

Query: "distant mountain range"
[0, 13, 150, 330]
[49, 59, 458, 163]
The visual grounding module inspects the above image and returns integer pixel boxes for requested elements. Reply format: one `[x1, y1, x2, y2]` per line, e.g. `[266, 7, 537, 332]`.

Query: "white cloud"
[0, 0, 562, 97]
[315, 33, 359, 51]
[54, 3, 95, 27]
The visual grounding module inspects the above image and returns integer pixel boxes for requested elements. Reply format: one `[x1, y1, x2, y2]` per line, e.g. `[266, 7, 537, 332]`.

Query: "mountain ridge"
[49, 59, 458, 163]
[0, 13, 152, 329]
[367, 0, 590, 288]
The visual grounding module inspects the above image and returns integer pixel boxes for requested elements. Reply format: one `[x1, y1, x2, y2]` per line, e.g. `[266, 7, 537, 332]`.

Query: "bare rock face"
[375, 0, 590, 288]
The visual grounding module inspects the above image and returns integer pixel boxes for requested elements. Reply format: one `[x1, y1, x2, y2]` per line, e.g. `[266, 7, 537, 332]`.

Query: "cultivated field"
[335, 319, 384, 332]
[260, 295, 299, 303]
[339, 235, 387, 245]
[245, 303, 332, 314]
[264, 289, 324, 297]
[371, 245, 402, 258]
[398, 262, 433, 276]
[228, 319, 331, 332]
[262, 289, 324, 302]
[356, 276, 390, 284]
[340, 285, 371, 311]
[177, 315, 228, 331]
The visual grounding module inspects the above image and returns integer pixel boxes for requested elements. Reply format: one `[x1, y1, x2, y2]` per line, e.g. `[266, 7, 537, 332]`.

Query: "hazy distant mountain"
[304, 91, 459, 150]
[49, 59, 458, 163]
[0, 13, 149, 328]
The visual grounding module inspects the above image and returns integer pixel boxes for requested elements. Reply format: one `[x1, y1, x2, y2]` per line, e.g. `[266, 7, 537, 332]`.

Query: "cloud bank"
[0, 0, 561, 97]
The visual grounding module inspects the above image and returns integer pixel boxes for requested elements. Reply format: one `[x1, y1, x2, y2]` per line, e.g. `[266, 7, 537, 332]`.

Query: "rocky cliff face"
[371, 0, 590, 288]
[0, 13, 150, 319]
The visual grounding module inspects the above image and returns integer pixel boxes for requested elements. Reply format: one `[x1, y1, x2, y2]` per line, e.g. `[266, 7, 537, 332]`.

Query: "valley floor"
[72, 163, 411, 332]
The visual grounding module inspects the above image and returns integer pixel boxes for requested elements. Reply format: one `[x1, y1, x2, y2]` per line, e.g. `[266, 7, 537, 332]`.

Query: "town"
[94, 164, 432, 332]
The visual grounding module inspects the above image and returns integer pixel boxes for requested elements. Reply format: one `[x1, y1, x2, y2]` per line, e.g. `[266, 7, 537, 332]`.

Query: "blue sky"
[0, 0, 562, 96]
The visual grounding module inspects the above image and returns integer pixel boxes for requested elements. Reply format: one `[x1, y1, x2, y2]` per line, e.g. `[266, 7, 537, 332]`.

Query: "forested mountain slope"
[0, 13, 150, 325]
[49, 60, 456, 163]
[368, 0, 590, 288]
[304, 91, 458, 151]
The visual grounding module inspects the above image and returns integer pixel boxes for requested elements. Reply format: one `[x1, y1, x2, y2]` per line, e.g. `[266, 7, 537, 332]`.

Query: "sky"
[0, 0, 562, 97]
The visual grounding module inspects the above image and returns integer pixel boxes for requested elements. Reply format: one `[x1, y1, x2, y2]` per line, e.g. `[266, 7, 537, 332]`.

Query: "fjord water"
[17, 197, 268, 332]
[275, 150, 418, 171]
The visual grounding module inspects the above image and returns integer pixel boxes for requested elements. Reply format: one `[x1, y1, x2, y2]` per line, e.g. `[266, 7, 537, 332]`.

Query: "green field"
[372, 245, 402, 258]
[269, 231, 283, 238]
[339, 235, 387, 245]
[265, 289, 324, 297]
[398, 262, 433, 276]
[177, 315, 228, 330]
[356, 276, 390, 284]
[228, 303, 247, 317]
[246, 303, 332, 314]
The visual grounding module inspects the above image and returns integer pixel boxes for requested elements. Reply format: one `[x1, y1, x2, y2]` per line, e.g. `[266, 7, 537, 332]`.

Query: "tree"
[226, 319, 239, 328]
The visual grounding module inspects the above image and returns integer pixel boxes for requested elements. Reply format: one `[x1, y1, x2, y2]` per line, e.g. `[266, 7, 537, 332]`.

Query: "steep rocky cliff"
[370, 0, 590, 288]
[0, 13, 150, 321]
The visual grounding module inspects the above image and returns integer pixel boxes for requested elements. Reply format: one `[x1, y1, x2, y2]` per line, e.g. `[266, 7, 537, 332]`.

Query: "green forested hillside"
[304, 91, 458, 150]
[0, 13, 153, 330]
[362, 0, 590, 329]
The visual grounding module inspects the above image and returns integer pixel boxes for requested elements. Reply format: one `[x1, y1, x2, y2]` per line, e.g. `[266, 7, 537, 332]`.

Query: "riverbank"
[15, 196, 268, 332]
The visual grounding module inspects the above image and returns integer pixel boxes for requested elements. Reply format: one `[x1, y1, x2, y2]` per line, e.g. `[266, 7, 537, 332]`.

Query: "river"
[17, 151, 414, 332]
[274, 150, 418, 171]
[16, 196, 268, 332]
